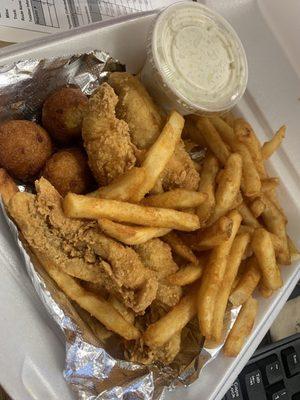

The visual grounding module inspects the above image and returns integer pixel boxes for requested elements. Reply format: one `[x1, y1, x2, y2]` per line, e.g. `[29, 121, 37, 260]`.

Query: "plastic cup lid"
[151, 2, 248, 113]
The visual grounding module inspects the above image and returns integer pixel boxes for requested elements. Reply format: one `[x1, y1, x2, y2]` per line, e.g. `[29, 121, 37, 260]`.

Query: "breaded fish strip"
[8, 178, 157, 313]
[108, 72, 164, 149]
[108, 72, 200, 191]
[134, 238, 182, 307]
[159, 140, 201, 191]
[82, 82, 136, 186]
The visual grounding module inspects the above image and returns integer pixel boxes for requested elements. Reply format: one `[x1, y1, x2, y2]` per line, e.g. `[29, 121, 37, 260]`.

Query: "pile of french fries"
[2, 109, 298, 360]
[61, 110, 299, 358]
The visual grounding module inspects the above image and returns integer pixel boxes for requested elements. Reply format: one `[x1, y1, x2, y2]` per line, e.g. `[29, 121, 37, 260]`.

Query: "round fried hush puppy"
[0, 120, 52, 181]
[42, 87, 88, 144]
[42, 148, 93, 196]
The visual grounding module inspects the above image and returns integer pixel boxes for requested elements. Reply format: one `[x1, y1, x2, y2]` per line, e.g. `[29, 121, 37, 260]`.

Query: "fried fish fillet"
[108, 72, 164, 149]
[134, 238, 182, 307]
[108, 72, 200, 191]
[158, 139, 201, 191]
[8, 178, 157, 313]
[82, 82, 136, 186]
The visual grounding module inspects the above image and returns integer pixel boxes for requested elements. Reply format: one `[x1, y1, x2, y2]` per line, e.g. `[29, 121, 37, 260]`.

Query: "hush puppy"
[42, 87, 88, 144]
[0, 120, 52, 181]
[42, 148, 93, 196]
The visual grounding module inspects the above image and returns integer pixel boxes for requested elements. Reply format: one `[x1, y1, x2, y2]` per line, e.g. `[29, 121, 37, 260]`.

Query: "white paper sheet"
[0, 0, 182, 43]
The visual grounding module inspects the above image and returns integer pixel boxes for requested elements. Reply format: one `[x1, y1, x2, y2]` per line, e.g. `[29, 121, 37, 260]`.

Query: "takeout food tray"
[0, 2, 300, 400]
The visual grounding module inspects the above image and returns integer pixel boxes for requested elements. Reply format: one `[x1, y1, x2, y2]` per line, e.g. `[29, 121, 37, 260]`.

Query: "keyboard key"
[271, 388, 289, 400]
[245, 370, 267, 400]
[282, 348, 300, 377]
[226, 380, 244, 400]
[265, 360, 283, 385]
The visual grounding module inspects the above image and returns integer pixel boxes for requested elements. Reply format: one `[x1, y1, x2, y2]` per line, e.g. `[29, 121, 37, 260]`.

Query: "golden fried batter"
[108, 72, 200, 190]
[42, 147, 94, 196]
[82, 83, 136, 186]
[159, 140, 200, 191]
[8, 178, 157, 313]
[134, 238, 178, 280]
[0, 120, 52, 181]
[108, 72, 164, 149]
[42, 87, 88, 144]
[125, 303, 181, 364]
[134, 238, 182, 307]
[127, 331, 181, 365]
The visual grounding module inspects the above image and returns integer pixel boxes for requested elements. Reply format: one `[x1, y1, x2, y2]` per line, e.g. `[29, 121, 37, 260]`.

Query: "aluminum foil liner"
[0, 51, 240, 400]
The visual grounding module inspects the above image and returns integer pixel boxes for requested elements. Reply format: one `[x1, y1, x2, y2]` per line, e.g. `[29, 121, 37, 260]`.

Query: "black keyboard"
[224, 333, 300, 400]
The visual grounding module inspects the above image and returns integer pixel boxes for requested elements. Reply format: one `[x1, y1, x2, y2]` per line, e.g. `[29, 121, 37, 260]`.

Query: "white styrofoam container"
[0, 1, 300, 399]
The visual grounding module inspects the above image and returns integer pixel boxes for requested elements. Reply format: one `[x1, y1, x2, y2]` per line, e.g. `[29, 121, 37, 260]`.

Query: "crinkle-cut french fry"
[229, 256, 261, 306]
[63, 193, 200, 231]
[251, 228, 283, 290]
[0, 168, 18, 207]
[209, 153, 242, 224]
[143, 288, 198, 348]
[238, 201, 261, 228]
[210, 117, 261, 197]
[250, 198, 265, 218]
[131, 111, 184, 202]
[89, 167, 145, 201]
[261, 177, 279, 193]
[223, 297, 258, 357]
[262, 125, 286, 160]
[259, 284, 274, 298]
[181, 216, 233, 251]
[234, 118, 266, 178]
[182, 115, 206, 147]
[36, 252, 140, 340]
[197, 210, 242, 338]
[98, 218, 170, 245]
[162, 231, 198, 263]
[212, 232, 250, 342]
[168, 256, 207, 286]
[196, 153, 219, 225]
[261, 195, 290, 265]
[142, 189, 207, 209]
[194, 117, 230, 165]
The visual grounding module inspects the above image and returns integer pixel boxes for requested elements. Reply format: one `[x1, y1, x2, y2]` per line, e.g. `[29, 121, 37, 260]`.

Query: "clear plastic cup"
[140, 2, 248, 115]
